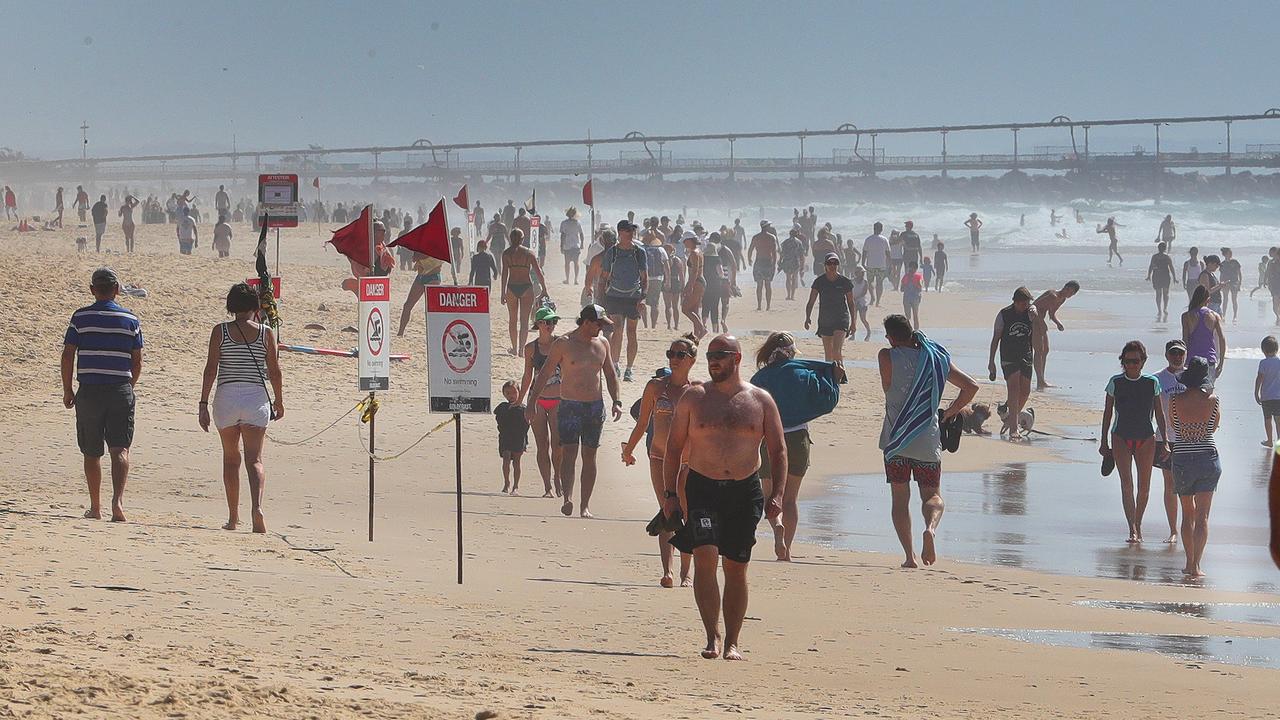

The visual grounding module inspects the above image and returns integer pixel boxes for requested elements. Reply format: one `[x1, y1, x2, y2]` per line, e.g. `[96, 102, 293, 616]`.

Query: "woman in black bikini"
[520, 307, 563, 498]
[501, 228, 548, 356]
[622, 334, 699, 587]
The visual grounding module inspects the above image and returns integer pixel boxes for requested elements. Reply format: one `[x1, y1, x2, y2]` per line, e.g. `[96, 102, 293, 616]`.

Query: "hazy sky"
[5, 1, 1279, 160]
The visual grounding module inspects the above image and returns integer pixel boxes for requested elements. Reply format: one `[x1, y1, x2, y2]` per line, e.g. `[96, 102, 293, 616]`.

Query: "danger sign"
[358, 277, 391, 391]
[427, 286, 491, 413]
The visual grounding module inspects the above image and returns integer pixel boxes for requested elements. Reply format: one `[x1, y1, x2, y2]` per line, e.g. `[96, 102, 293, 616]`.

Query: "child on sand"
[921, 257, 934, 292]
[494, 381, 529, 494]
[1255, 336, 1280, 446]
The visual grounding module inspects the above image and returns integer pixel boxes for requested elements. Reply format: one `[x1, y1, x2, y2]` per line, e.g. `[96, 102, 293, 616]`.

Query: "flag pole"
[444, 196, 458, 286]
[366, 203, 376, 543]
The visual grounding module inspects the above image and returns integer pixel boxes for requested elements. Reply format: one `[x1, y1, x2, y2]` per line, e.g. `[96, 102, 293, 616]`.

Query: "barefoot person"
[118, 194, 140, 253]
[748, 221, 779, 311]
[751, 332, 845, 561]
[1182, 286, 1227, 385]
[964, 213, 982, 252]
[879, 314, 979, 568]
[664, 334, 786, 660]
[1146, 242, 1177, 322]
[520, 307, 564, 498]
[622, 335, 700, 588]
[198, 283, 284, 533]
[1098, 217, 1123, 265]
[804, 253, 857, 366]
[559, 207, 585, 284]
[396, 251, 444, 336]
[1169, 357, 1220, 578]
[601, 219, 648, 381]
[1154, 340, 1188, 544]
[62, 268, 144, 523]
[988, 288, 1038, 439]
[1032, 281, 1080, 390]
[1099, 340, 1169, 544]
[680, 231, 708, 338]
[526, 304, 623, 519]
[91, 194, 109, 251]
[500, 228, 549, 356]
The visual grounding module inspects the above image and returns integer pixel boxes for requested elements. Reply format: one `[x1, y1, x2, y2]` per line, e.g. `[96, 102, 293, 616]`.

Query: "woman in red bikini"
[521, 307, 564, 498]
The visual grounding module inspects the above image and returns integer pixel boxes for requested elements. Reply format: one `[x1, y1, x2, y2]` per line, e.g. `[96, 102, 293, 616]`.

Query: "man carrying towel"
[878, 314, 978, 568]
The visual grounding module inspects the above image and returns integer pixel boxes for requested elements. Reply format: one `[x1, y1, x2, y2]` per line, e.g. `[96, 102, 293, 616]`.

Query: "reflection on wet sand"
[1077, 600, 1280, 626]
[801, 456, 1278, 593]
[957, 628, 1280, 670]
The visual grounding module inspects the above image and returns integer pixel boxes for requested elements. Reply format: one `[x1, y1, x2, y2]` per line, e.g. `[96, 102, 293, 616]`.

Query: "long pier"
[4, 111, 1279, 184]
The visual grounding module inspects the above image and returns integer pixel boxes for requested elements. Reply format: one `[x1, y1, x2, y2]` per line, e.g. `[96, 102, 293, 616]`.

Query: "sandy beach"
[2, 219, 1278, 719]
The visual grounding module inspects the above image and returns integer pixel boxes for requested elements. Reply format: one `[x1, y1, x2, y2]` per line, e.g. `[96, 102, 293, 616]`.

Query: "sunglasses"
[825, 260, 839, 265]
[540, 319, 559, 325]
[705, 350, 737, 361]
[666, 349, 694, 360]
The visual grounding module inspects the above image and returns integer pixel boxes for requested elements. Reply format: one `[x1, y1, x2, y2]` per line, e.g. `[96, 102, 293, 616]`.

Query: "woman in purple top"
[1181, 286, 1227, 383]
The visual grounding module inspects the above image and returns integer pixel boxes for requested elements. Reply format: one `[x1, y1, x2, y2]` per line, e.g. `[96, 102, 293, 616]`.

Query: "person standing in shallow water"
[988, 287, 1037, 440]
[664, 334, 786, 661]
[623, 334, 700, 588]
[1099, 340, 1169, 544]
[1098, 217, 1123, 265]
[1146, 242, 1177, 322]
[964, 213, 982, 252]
[1169, 357, 1219, 578]
[879, 314, 979, 568]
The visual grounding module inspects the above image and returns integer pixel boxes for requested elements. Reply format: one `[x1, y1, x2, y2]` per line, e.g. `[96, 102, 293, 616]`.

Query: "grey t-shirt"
[602, 244, 647, 299]
[811, 273, 853, 328]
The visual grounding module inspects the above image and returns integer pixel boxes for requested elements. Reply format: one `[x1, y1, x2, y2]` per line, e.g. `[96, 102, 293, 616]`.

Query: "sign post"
[426, 286, 492, 584]
[359, 203, 388, 542]
[530, 213, 541, 259]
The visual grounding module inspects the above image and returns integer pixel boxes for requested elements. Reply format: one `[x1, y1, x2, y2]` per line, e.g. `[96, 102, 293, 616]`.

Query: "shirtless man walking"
[664, 334, 785, 661]
[526, 304, 623, 519]
[748, 221, 779, 311]
[1032, 281, 1080, 390]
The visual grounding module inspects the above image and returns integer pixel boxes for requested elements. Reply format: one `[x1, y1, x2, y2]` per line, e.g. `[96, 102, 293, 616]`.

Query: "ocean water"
[782, 235, 1280, 593]
[666, 199, 1280, 254]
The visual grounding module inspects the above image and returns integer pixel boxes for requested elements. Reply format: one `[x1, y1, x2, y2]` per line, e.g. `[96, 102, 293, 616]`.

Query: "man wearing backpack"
[601, 219, 649, 382]
[642, 233, 670, 331]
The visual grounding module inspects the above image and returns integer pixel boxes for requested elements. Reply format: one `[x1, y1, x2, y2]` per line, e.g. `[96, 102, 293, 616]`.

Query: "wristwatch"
[664, 490, 678, 499]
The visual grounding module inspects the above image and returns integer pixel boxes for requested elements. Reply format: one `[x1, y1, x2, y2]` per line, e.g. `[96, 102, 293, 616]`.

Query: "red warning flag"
[582, 179, 594, 207]
[388, 199, 451, 263]
[453, 184, 469, 211]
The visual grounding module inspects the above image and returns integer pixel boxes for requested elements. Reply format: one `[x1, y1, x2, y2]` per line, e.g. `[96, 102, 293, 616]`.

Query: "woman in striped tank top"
[1169, 356, 1220, 578]
[198, 283, 284, 533]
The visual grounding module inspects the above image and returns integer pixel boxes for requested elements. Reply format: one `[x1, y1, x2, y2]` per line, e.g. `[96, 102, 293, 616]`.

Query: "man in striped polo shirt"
[61, 268, 144, 522]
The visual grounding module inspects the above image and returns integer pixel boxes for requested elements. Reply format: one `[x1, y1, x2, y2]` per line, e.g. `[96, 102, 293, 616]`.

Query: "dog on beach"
[959, 403, 993, 435]
[997, 402, 1035, 435]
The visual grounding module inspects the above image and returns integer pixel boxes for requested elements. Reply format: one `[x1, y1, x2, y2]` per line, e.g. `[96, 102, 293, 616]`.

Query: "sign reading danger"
[427, 286, 491, 414]
[358, 277, 391, 391]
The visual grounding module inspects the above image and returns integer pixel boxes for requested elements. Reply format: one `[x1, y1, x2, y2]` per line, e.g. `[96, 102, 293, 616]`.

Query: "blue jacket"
[750, 359, 841, 428]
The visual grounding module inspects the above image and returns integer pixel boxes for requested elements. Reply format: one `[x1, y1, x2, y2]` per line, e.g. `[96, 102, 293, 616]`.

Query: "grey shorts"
[604, 295, 642, 320]
[645, 281, 663, 306]
[75, 383, 136, 457]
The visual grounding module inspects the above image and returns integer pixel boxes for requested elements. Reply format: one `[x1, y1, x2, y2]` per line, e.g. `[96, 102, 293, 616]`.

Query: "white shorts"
[213, 383, 271, 429]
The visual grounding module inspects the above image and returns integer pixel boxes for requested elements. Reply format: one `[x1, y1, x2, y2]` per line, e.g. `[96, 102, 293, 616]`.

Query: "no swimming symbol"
[442, 319, 478, 373]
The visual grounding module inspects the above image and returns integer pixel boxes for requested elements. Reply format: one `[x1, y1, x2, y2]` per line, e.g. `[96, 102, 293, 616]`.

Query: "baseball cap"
[760, 219, 770, 228]
[533, 307, 560, 323]
[577, 304, 615, 327]
[824, 252, 840, 263]
[616, 219, 639, 232]
[91, 267, 119, 287]
[1165, 339, 1186, 353]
